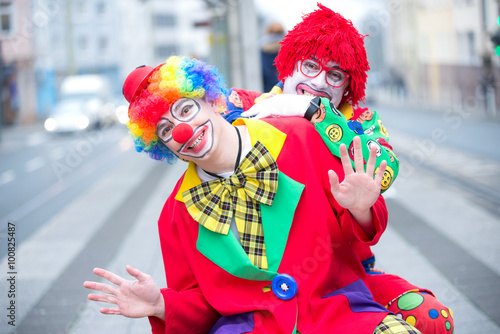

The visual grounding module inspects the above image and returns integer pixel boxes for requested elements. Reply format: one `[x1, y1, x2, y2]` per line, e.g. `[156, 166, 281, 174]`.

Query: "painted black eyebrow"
[171, 98, 191, 114]
[170, 98, 201, 122]
[157, 118, 174, 132]
[158, 116, 173, 124]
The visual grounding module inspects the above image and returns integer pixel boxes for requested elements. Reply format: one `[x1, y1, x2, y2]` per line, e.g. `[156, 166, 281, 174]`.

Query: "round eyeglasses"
[299, 58, 350, 88]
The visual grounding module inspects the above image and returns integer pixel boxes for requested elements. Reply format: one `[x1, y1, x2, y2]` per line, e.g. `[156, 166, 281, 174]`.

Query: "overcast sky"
[254, 0, 380, 31]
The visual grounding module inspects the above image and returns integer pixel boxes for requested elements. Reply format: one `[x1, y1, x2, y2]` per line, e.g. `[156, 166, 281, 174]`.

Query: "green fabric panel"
[313, 98, 399, 192]
[314, 97, 353, 158]
[261, 171, 305, 273]
[359, 110, 390, 141]
[197, 224, 276, 281]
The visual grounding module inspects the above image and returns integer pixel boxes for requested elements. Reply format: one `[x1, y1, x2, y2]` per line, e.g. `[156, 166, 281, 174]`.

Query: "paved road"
[0, 124, 133, 246]
[0, 107, 499, 333]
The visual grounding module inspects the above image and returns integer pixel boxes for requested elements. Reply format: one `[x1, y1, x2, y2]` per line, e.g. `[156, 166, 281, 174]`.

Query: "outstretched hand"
[83, 265, 165, 320]
[329, 136, 387, 233]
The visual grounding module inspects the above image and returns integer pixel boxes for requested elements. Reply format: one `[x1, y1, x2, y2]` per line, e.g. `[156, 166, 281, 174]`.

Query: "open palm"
[329, 136, 387, 213]
[83, 265, 164, 319]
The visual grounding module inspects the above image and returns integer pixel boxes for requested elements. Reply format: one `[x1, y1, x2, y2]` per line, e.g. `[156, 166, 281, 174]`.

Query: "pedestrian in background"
[260, 22, 285, 92]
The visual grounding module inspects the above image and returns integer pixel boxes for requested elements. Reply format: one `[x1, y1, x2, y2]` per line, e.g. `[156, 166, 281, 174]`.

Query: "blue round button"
[348, 120, 365, 135]
[271, 274, 297, 300]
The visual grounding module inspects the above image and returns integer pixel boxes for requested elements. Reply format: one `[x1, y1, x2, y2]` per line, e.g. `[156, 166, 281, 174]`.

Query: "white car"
[45, 74, 117, 132]
[44, 97, 108, 132]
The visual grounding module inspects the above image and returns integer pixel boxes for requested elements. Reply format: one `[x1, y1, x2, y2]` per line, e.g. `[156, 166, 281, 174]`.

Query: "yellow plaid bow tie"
[183, 141, 278, 270]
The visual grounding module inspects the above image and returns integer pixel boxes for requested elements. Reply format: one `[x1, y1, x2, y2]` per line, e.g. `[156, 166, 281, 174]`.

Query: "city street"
[0, 103, 499, 334]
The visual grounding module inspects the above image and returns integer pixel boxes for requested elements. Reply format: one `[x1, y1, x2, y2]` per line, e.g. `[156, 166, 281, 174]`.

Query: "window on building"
[96, 1, 106, 16]
[78, 36, 88, 52]
[51, 31, 60, 50]
[154, 14, 177, 28]
[457, 31, 466, 64]
[76, 0, 86, 16]
[467, 31, 475, 64]
[99, 36, 108, 54]
[156, 44, 179, 59]
[0, 1, 14, 37]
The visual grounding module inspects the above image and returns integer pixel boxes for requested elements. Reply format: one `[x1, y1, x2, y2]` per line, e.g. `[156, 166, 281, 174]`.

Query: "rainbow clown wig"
[275, 3, 369, 107]
[124, 56, 227, 162]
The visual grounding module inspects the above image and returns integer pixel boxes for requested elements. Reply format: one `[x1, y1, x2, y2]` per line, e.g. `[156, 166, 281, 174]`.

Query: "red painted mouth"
[296, 84, 331, 100]
[178, 120, 213, 158]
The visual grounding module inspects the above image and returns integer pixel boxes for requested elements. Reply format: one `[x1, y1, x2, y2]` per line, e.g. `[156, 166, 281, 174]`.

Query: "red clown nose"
[172, 123, 194, 144]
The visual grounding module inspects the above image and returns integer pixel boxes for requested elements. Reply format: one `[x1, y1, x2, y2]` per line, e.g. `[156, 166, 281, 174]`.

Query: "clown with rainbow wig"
[126, 57, 228, 163]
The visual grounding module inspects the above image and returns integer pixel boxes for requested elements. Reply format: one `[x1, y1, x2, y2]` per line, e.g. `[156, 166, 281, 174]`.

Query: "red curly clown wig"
[127, 56, 227, 162]
[275, 3, 370, 107]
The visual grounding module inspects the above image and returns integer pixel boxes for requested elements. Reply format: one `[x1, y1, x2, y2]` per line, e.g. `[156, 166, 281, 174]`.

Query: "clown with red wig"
[223, 4, 454, 333]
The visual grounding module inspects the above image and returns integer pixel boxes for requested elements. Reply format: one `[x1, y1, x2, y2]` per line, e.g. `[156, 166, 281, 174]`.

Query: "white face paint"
[157, 98, 225, 163]
[282, 59, 350, 108]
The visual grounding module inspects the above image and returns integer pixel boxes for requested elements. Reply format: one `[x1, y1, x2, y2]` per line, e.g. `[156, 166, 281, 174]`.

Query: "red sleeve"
[149, 286, 219, 334]
[321, 162, 387, 246]
[351, 241, 375, 262]
[231, 88, 262, 111]
[149, 185, 219, 333]
[336, 195, 387, 246]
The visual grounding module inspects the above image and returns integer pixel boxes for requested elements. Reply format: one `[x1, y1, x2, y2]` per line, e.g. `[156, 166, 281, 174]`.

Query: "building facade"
[117, 0, 211, 86]
[1, 0, 210, 123]
[0, 0, 37, 124]
[383, 0, 500, 116]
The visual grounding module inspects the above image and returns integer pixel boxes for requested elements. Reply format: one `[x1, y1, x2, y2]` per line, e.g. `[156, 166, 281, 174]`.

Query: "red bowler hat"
[122, 65, 156, 103]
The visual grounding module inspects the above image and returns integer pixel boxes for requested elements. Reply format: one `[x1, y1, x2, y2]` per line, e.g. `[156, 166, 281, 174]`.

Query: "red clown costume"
[118, 53, 430, 333]
[150, 117, 392, 333]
